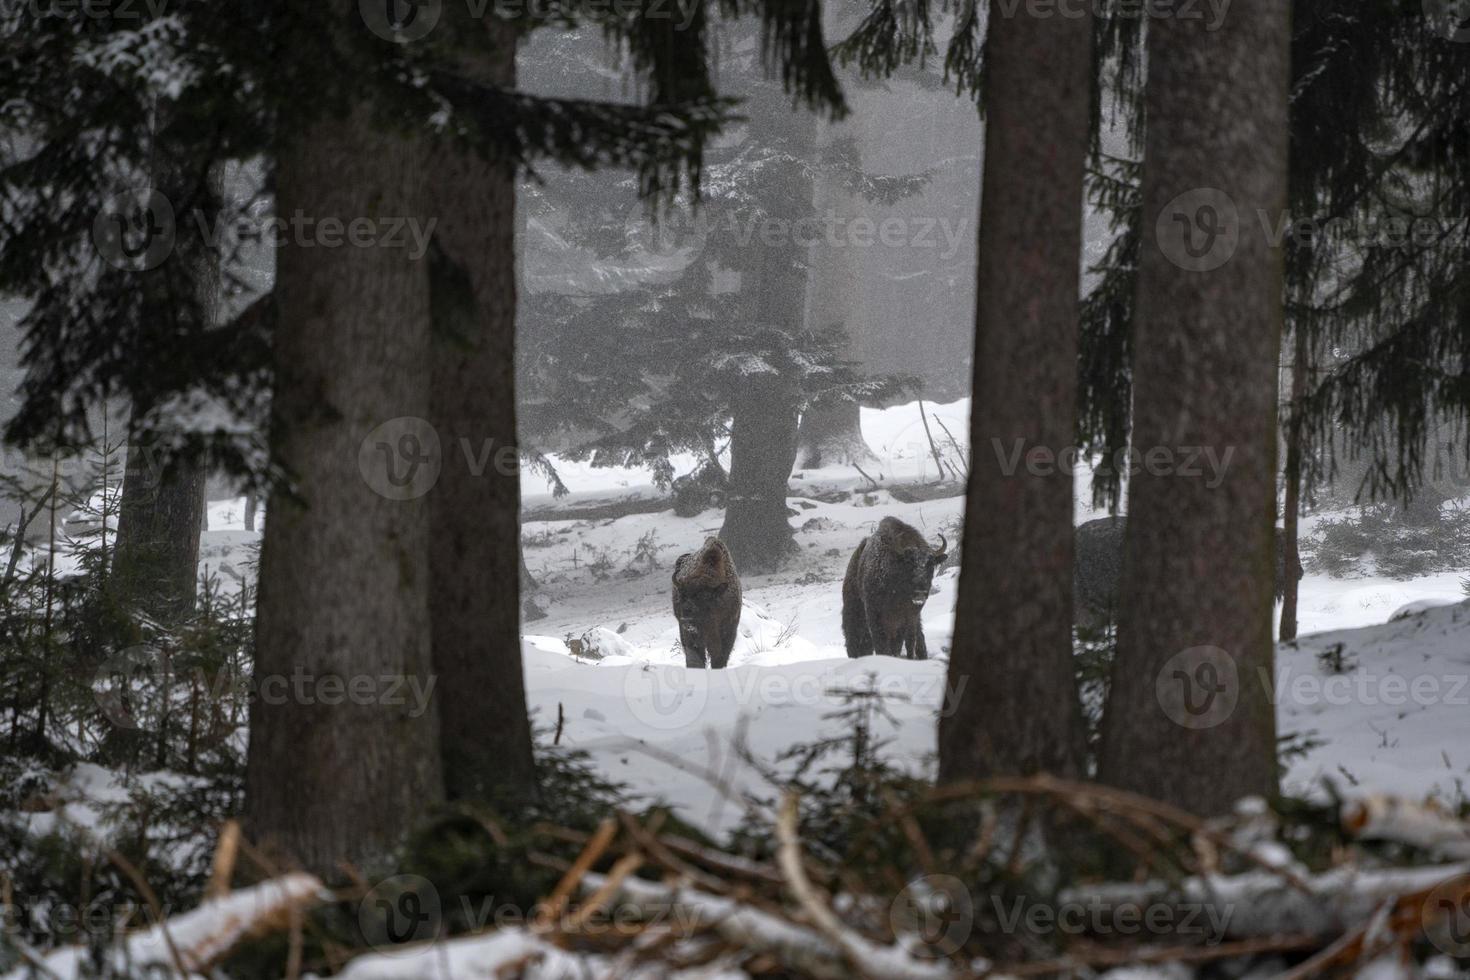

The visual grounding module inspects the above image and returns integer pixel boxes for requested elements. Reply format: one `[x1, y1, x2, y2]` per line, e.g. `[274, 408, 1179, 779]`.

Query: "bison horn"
[933, 532, 947, 556]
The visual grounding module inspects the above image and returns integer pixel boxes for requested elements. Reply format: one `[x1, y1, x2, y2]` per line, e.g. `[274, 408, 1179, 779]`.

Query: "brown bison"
[843, 517, 948, 659]
[672, 537, 742, 669]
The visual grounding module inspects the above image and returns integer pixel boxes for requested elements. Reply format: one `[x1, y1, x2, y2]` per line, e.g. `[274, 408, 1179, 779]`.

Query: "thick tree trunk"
[936, 0, 1091, 784]
[113, 443, 207, 623]
[795, 398, 870, 469]
[246, 55, 443, 872]
[111, 157, 217, 625]
[1095, 0, 1289, 814]
[795, 108, 870, 470]
[423, 17, 538, 808]
[719, 97, 814, 571]
[1279, 326, 1309, 642]
[720, 376, 801, 573]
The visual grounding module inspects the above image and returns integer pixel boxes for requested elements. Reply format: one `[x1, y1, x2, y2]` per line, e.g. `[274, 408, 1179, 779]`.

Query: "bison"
[672, 537, 742, 669]
[1074, 516, 1304, 628]
[843, 517, 948, 659]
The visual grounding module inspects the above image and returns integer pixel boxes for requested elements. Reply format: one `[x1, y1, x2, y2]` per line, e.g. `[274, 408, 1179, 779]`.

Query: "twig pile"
[9, 779, 1470, 979]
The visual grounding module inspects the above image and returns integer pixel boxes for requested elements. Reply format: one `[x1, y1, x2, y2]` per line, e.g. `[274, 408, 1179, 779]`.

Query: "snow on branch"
[5, 873, 327, 980]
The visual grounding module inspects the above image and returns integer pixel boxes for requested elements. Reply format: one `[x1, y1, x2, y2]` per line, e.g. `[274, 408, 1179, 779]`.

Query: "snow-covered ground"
[40, 398, 1470, 839]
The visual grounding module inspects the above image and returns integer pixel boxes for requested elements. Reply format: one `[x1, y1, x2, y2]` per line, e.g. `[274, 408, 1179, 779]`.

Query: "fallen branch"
[1064, 861, 1470, 940]
[998, 932, 1322, 976]
[775, 793, 954, 980]
[1343, 795, 1470, 859]
[582, 870, 853, 979]
[7, 874, 327, 980]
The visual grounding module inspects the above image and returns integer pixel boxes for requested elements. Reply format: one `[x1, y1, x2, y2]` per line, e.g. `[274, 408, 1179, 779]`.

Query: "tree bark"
[795, 398, 870, 470]
[422, 16, 538, 808]
[1095, 0, 1289, 814]
[795, 108, 870, 470]
[111, 157, 218, 625]
[1279, 325, 1309, 642]
[718, 99, 815, 573]
[113, 443, 207, 623]
[936, 0, 1091, 783]
[720, 374, 801, 573]
[246, 36, 443, 871]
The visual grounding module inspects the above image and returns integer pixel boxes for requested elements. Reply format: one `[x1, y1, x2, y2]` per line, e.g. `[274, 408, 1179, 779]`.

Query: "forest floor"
[187, 399, 1470, 838]
[20, 398, 1470, 844]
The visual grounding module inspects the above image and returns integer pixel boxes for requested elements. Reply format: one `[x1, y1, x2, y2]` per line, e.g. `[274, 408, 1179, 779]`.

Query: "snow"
[11, 398, 1470, 907]
[11, 397, 1470, 977]
[530, 644, 952, 830]
[159, 397, 1470, 834]
[4, 874, 326, 980]
[1278, 600, 1470, 807]
[333, 928, 584, 980]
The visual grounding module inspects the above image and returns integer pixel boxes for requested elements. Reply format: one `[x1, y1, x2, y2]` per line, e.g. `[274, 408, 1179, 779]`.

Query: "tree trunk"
[718, 97, 815, 572]
[795, 398, 870, 470]
[720, 375, 801, 574]
[422, 17, 538, 808]
[113, 444, 207, 623]
[1279, 325, 1309, 642]
[1095, 0, 1289, 815]
[795, 107, 870, 470]
[111, 156, 218, 625]
[936, 0, 1091, 784]
[246, 43, 443, 872]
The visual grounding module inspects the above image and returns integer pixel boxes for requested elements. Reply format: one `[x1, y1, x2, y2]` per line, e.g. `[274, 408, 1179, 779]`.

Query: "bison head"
[675, 588, 726, 634]
[904, 533, 948, 607]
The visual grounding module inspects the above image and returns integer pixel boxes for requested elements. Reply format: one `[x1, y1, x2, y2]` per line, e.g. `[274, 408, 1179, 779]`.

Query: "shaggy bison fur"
[672, 537, 742, 669]
[1074, 516, 1304, 628]
[843, 517, 948, 659]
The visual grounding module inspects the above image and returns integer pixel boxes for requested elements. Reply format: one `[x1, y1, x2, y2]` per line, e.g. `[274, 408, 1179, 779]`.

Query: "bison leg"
[843, 595, 873, 658]
[896, 614, 925, 660]
[680, 626, 707, 668]
[709, 624, 735, 670]
[911, 624, 929, 661]
[867, 610, 897, 658]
